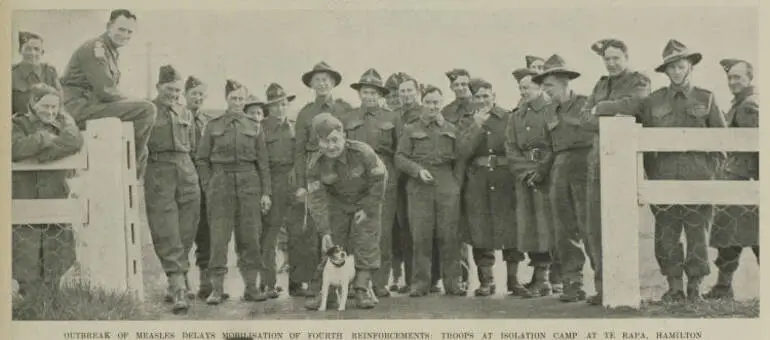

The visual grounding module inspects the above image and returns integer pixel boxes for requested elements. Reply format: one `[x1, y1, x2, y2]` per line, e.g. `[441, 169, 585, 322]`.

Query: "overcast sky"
[11, 7, 758, 117]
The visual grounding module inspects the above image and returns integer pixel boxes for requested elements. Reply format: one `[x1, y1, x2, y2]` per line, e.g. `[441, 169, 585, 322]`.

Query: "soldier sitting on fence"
[11, 83, 85, 298]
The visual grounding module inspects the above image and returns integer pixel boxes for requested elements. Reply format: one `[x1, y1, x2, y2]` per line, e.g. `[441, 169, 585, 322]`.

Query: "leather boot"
[354, 288, 376, 309]
[686, 276, 704, 303]
[559, 281, 587, 303]
[704, 271, 735, 300]
[520, 265, 551, 298]
[586, 276, 603, 306]
[241, 269, 267, 302]
[206, 276, 225, 305]
[661, 275, 685, 303]
[197, 269, 212, 300]
[169, 274, 189, 313]
[506, 261, 528, 297]
[474, 266, 495, 296]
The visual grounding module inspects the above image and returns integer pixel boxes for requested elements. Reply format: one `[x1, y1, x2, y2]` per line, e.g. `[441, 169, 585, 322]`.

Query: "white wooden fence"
[11, 118, 145, 302]
[599, 116, 759, 308]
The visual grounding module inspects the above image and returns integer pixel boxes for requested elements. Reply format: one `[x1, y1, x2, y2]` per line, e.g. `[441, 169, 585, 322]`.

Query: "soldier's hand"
[261, 195, 272, 213]
[354, 209, 368, 224]
[295, 188, 307, 202]
[321, 234, 334, 253]
[418, 169, 434, 183]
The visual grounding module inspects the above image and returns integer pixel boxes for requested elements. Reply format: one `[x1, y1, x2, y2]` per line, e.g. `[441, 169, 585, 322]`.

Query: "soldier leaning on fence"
[441, 69, 475, 292]
[145, 65, 201, 313]
[185, 75, 227, 301]
[456, 78, 528, 297]
[294, 62, 353, 300]
[704, 59, 760, 300]
[395, 85, 467, 297]
[59, 9, 157, 180]
[578, 38, 651, 306]
[532, 55, 594, 303]
[195, 80, 272, 305]
[12, 31, 62, 116]
[12, 83, 84, 296]
[343, 68, 400, 298]
[391, 73, 423, 294]
[600, 39, 728, 302]
[303, 113, 387, 310]
[260, 83, 314, 298]
[504, 76, 557, 298]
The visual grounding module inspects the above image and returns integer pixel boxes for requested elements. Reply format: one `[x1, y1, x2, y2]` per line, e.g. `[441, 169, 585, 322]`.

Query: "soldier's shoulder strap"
[347, 139, 375, 154]
[650, 86, 668, 97]
[335, 98, 353, 108]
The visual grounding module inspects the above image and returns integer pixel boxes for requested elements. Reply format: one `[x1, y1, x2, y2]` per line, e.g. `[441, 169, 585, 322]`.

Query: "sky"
[11, 7, 758, 118]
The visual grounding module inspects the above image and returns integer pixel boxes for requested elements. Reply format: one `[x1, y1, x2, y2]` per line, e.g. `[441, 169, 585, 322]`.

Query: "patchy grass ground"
[139, 207, 759, 320]
[12, 281, 147, 321]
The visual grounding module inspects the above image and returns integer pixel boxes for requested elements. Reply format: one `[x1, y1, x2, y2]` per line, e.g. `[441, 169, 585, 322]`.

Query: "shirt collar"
[733, 86, 756, 105]
[668, 83, 693, 99]
[17, 62, 42, 78]
[421, 112, 444, 127]
[100, 33, 119, 57]
[555, 91, 577, 111]
[522, 93, 548, 112]
[315, 95, 334, 108]
[488, 105, 504, 118]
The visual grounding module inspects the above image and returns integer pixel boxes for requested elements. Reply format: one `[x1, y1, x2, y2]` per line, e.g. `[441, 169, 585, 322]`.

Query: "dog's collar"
[329, 258, 346, 268]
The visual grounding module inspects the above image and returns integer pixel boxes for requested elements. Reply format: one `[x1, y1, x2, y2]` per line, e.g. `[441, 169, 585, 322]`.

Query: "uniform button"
[486, 131, 491, 135]
[488, 149, 493, 153]
[526, 126, 531, 131]
[490, 186, 495, 190]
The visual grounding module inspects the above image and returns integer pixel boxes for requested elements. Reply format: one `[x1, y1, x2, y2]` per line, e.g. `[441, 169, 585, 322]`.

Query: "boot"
[474, 266, 495, 296]
[241, 270, 267, 302]
[520, 265, 551, 298]
[704, 271, 735, 300]
[197, 269, 212, 300]
[354, 288, 376, 309]
[289, 282, 312, 297]
[523, 267, 537, 289]
[169, 274, 189, 313]
[206, 276, 225, 305]
[661, 275, 685, 303]
[506, 261, 529, 297]
[586, 277, 603, 306]
[262, 285, 280, 299]
[686, 276, 704, 303]
[559, 282, 587, 303]
[373, 285, 391, 298]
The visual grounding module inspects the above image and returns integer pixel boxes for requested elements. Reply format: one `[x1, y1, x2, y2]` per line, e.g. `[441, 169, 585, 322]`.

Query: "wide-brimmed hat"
[244, 94, 265, 110]
[654, 39, 702, 73]
[531, 55, 581, 83]
[350, 68, 389, 95]
[512, 68, 539, 83]
[385, 72, 409, 91]
[525, 55, 544, 70]
[265, 82, 296, 105]
[301, 61, 342, 88]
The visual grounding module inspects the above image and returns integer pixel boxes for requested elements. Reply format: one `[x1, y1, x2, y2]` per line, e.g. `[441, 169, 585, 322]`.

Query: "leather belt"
[473, 155, 508, 167]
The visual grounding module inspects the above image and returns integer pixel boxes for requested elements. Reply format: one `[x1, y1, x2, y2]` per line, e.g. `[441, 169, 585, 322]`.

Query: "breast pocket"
[438, 131, 456, 157]
[685, 102, 710, 127]
[409, 131, 431, 157]
[238, 130, 259, 159]
[175, 119, 193, 148]
[345, 120, 365, 141]
[377, 121, 396, 149]
[650, 103, 673, 127]
[210, 129, 232, 154]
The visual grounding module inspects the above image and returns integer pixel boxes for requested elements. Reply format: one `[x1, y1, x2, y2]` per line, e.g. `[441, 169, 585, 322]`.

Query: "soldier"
[59, 9, 157, 180]
[12, 84, 84, 297]
[260, 83, 306, 298]
[303, 113, 387, 310]
[12, 31, 62, 115]
[441, 69, 475, 291]
[392, 74, 422, 294]
[526, 55, 546, 73]
[531, 55, 593, 303]
[384, 72, 405, 111]
[580, 38, 651, 305]
[457, 78, 528, 297]
[704, 59, 759, 300]
[504, 71, 556, 298]
[185, 75, 225, 300]
[344, 68, 400, 298]
[395, 85, 467, 297]
[145, 65, 201, 313]
[598, 39, 727, 302]
[244, 94, 266, 121]
[195, 80, 272, 305]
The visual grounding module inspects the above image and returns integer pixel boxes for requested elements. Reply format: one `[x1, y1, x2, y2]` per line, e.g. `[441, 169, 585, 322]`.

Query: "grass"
[637, 298, 760, 318]
[12, 281, 147, 321]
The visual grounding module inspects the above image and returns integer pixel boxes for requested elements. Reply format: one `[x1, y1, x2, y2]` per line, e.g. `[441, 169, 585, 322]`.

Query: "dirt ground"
[137, 199, 760, 320]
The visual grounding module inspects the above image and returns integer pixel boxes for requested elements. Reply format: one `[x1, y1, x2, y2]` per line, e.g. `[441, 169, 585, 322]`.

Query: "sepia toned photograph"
[7, 2, 760, 325]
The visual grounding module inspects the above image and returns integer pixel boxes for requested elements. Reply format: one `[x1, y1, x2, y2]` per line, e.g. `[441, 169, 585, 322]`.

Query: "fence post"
[599, 116, 641, 308]
[81, 118, 130, 293]
[121, 122, 145, 301]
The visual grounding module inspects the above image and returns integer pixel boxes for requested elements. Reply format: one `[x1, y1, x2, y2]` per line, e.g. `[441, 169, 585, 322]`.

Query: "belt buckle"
[487, 155, 496, 169]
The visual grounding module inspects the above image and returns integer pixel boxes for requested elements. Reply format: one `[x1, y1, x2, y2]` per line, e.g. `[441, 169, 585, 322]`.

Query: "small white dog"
[318, 245, 378, 311]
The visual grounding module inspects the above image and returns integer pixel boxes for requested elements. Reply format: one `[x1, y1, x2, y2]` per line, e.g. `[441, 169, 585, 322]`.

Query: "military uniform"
[195, 108, 272, 304]
[145, 77, 201, 309]
[504, 93, 555, 296]
[304, 114, 386, 310]
[12, 62, 61, 115]
[60, 33, 157, 179]
[344, 105, 400, 295]
[706, 66, 759, 299]
[395, 113, 465, 296]
[384, 72, 407, 291]
[458, 105, 524, 296]
[12, 103, 83, 292]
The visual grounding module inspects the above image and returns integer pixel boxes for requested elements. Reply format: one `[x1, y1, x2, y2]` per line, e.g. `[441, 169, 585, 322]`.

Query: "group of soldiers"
[11, 9, 759, 315]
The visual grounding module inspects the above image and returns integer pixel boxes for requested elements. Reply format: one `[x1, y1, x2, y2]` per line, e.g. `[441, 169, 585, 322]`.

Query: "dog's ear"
[324, 245, 338, 257]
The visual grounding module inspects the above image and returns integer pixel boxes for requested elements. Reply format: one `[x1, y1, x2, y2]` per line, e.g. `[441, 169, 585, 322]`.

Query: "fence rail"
[11, 118, 144, 301]
[599, 116, 759, 308]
